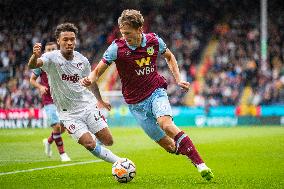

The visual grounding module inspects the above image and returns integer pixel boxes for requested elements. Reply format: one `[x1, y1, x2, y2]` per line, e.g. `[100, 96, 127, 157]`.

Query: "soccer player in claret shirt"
[30, 42, 71, 161]
[81, 9, 214, 180]
[28, 23, 123, 164]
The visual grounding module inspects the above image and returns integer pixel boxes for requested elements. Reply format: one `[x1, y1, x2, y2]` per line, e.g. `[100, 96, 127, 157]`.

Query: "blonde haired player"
[81, 9, 214, 180]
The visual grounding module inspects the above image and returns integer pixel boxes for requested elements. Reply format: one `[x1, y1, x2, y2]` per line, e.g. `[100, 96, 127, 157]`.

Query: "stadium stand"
[0, 0, 283, 109]
[203, 0, 284, 107]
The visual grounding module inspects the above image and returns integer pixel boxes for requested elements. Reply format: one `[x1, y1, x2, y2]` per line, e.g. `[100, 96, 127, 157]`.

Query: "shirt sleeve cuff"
[102, 58, 112, 65]
[160, 49, 166, 54]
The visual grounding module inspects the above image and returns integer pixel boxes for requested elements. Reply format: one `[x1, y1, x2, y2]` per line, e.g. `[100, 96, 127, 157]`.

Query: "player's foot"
[197, 163, 214, 181]
[60, 153, 71, 162]
[43, 138, 52, 157]
[200, 168, 214, 181]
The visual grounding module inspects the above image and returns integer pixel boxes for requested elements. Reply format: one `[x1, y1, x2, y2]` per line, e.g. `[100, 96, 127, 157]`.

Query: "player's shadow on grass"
[194, 180, 218, 185]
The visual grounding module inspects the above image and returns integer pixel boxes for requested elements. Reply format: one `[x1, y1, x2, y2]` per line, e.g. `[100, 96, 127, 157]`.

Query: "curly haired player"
[28, 23, 124, 164]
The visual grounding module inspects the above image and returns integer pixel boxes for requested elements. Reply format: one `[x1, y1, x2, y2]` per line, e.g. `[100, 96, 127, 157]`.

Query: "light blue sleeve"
[33, 68, 42, 77]
[156, 35, 167, 54]
[102, 41, 118, 65]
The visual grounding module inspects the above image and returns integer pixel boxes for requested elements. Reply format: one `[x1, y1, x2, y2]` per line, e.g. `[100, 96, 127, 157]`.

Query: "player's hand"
[97, 100, 111, 111]
[80, 77, 92, 87]
[39, 86, 48, 95]
[33, 43, 42, 58]
[177, 81, 190, 92]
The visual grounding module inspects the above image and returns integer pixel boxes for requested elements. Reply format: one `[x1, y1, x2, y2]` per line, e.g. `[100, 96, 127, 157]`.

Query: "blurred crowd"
[0, 0, 120, 108]
[201, 0, 284, 106]
[0, 0, 283, 109]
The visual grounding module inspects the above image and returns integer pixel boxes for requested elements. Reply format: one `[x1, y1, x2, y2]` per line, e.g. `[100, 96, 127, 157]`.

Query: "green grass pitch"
[0, 126, 284, 189]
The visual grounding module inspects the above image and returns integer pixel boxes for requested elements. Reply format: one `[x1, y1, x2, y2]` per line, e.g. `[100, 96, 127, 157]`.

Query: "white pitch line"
[0, 159, 53, 162]
[0, 159, 103, 176]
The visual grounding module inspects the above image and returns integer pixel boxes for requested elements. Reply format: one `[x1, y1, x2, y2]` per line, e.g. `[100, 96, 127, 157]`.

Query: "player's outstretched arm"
[88, 82, 111, 111]
[81, 60, 109, 87]
[28, 43, 43, 69]
[30, 73, 48, 95]
[163, 48, 190, 92]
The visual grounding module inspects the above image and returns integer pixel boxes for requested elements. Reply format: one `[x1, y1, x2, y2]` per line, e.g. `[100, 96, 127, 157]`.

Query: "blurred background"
[0, 0, 284, 127]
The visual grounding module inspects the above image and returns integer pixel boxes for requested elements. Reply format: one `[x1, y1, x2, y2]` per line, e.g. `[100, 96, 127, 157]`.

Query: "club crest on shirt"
[76, 62, 84, 70]
[147, 46, 154, 56]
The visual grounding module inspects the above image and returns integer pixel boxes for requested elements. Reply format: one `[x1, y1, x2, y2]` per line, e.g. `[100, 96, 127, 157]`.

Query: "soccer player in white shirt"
[28, 23, 121, 164]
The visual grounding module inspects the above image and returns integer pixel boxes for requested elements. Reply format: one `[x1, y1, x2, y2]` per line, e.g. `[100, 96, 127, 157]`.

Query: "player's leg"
[91, 132, 120, 163]
[44, 104, 70, 161]
[155, 119, 213, 181]
[85, 104, 115, 146]
[63, 109, 121, 164]
[52, 123, 70, 161]
[129, 103, 178, 154]
[94, 127, 113, 146]
[128, 95, 174, 152]
[88, 110, 122, 163]
[157, 116, 204, 164]
[43, 105, 54, 157]
[153, 88, 214, 180]
[156, 135, 176, 153]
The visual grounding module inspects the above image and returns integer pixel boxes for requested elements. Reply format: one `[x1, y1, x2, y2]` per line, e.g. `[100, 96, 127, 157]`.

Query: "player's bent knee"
[96, 128, 114, 146]
[102, 138, 114, 146]
[82, 140, 96, 150]
[157, 117, 174, 130]
[60, 123, 65, 133]
[78, 133, 97, 150]
[60, 126, 65, 134]
[160, 124, 169, 131]
[52, 123, 62, 132]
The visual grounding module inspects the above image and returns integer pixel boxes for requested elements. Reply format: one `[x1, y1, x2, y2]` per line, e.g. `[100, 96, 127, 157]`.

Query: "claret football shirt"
[102, 33, 168, 104]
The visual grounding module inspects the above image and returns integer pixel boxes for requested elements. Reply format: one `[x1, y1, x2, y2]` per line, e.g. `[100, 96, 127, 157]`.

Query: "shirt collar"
[126, 33, 146, 50]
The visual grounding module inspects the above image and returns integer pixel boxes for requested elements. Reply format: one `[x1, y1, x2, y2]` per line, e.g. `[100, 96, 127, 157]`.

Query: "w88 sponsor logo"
[135, 65, 155, 76]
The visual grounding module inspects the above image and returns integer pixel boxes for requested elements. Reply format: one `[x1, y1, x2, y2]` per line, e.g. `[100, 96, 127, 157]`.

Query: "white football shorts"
[61, 103, 108, 141]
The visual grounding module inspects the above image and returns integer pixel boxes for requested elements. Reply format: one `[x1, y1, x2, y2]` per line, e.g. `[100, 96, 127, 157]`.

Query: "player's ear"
[138, 27, 143, 33]
[57, 38, 60, 46]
